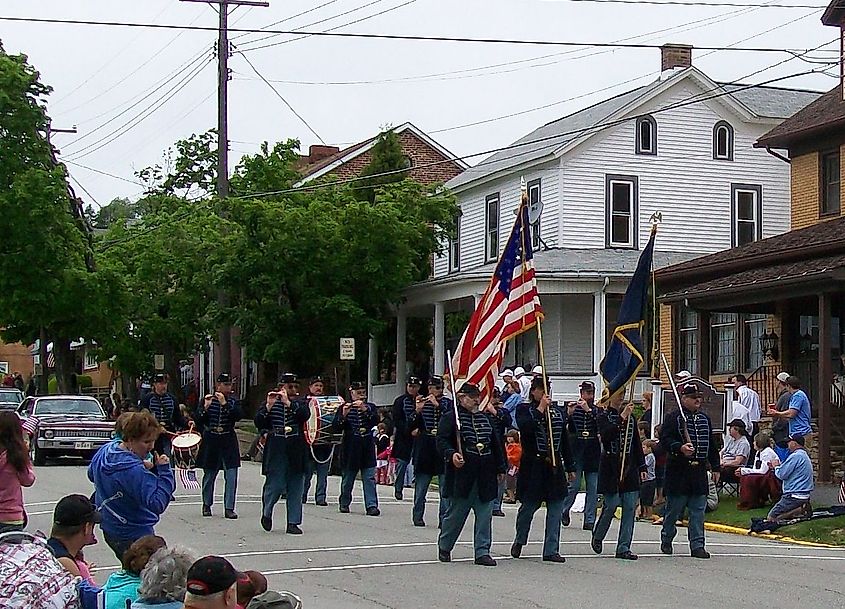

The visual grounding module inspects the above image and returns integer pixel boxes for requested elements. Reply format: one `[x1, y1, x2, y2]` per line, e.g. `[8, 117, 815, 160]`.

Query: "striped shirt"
[678, 410, 711, 460]
[458, 409, 494, 456]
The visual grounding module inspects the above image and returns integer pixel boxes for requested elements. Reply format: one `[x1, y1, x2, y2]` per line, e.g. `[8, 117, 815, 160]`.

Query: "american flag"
[451, 188, 543, 404]
[177, 468, 201, 491]
[839, 477, 845, 505]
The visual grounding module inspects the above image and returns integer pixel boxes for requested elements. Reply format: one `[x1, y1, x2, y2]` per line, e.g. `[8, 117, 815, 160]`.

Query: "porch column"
[650, 378, 663, 439]
[367, 336, 378, 397]
[396, 310, 407, 385]
[434, 301, 446, 375]
[818, 292, 832, 483]
[593, 288, 606, 375]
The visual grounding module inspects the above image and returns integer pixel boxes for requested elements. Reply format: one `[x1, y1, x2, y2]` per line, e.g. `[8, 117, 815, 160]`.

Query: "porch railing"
[746, 362, 781, 409]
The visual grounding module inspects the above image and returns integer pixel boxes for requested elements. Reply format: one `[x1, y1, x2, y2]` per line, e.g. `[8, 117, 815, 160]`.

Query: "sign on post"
[154, 354, 165, 370]
[340, 338, 356, 361]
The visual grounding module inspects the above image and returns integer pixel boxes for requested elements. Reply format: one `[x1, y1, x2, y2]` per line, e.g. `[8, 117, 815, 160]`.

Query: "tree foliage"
[356, 128, 410, 203]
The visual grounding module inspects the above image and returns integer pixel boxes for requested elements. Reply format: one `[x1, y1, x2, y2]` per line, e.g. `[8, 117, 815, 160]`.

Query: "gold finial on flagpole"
[521, 176, 527, 203]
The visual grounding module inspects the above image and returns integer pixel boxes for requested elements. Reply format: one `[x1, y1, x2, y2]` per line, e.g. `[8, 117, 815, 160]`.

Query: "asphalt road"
[21, 459, 845, 609]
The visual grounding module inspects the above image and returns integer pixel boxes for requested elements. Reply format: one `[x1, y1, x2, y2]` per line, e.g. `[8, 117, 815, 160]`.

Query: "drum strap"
[311, 444, 335, 465]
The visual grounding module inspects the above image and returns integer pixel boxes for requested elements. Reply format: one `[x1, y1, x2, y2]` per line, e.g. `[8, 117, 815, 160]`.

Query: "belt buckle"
[214, 426, 223, 433]
[689, 460, 700, 466]
[359, 427, 368, 436]
[581, 431, 590, 437]
[284, 425, 292, 434]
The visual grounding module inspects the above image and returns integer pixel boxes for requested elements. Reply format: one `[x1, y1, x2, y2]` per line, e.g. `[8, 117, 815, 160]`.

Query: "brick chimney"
[307, 144, 340, 164]
[660, 44, 693, 72]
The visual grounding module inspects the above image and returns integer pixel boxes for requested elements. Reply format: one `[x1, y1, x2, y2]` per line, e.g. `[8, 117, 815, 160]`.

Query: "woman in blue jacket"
[88, 411, 175, 560]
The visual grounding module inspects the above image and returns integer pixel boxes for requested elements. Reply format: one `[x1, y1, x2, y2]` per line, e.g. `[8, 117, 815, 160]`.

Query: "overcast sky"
[1, 0, 838, 206]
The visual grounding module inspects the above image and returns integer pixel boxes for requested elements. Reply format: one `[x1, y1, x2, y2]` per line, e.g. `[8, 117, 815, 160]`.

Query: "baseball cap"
[457, 382, 481, 397]
[531, 365, 543, 375]
[186, 556, 242, 596]
[776, 372, 790, 383]
[788, 433, 806, 446]
[247, 591, 303, 609]
[500, 369, 514, 378]
[728, 418, 747, 432]
[680, 381, 703, 397]
[54, 494, 100, 526]
[513, 366, 526, 377]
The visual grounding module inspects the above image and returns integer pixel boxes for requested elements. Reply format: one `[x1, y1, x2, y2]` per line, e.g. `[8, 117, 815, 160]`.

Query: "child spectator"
[102, 535, 167, 609]
[0, 411, 36, 534]
[237, 570, 268, 609]
[504, 430, 521, 504]
[376, 423, 391, 485]
[653, 424, 666, 507]
[736, 432, 781, 510]
[639, 440, 656, 520]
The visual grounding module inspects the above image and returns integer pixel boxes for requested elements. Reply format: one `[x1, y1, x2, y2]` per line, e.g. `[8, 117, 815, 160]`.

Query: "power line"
[563, 0, 826, 7]
[64, 160, 148, 187]
[0, 15, 828, 54]
[231, 0, 342, 42]
[234, 50, 326, 143]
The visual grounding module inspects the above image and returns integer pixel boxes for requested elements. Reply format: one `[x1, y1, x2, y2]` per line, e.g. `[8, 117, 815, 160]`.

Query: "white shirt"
[739, 447, 778, 476]
[518, 376, 531, 401]
[730, 401, 752, 435]
[736, 384, 761, 423]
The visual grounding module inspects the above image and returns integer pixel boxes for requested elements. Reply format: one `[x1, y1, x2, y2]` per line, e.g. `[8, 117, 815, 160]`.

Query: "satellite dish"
[527, 197, 544, 225]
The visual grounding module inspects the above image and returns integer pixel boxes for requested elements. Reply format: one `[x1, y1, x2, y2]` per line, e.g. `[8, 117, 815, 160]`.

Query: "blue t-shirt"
[787, 389, 812, 436]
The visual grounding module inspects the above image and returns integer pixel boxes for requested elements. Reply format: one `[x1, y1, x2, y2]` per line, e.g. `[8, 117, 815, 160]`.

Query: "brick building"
[297, 122, 467, 185]
[655, 2, 845, 481]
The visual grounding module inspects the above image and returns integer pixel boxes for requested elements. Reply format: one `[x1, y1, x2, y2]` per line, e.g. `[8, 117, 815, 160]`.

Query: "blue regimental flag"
[599, 226, 656, 404]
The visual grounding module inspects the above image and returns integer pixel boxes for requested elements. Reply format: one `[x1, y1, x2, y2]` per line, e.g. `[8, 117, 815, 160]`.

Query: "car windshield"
[0, 390, 22, 403]
[34, 399, 103, 416]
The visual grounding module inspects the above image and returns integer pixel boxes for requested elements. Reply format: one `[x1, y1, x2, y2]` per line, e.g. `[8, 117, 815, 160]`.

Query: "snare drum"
[304, 396, 345, 446]
[171, 431, 202, 469]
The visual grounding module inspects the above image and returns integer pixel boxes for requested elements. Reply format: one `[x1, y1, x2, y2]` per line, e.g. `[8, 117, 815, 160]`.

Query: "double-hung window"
[485, 193, 500, 262]
[527, 178, 541, 250]
[606, 175, 638, 249]
[449, 214, 460, 272]
[821, 151, 841, 216]
[731, 184, 762, 247]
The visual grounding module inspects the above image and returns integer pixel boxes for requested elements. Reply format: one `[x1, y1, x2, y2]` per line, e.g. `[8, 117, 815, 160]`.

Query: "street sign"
[340, 338, 355, 361]
[154, 354, 165, 370]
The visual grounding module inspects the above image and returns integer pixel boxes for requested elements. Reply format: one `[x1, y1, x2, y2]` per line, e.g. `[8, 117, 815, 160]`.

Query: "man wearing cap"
[591, 394, 647, 561]
[195, 373, 243, 519]
[500, 370, 522, 430]
[513, 367, 531, 401]
[409, 375, 451, 527]
[561, 380, 601, 530]
[391, 376, 422, 500]
[47, 494, 101, 578]
[436, 382, 506, 567]
[770, 372, 793, 460]
[658, 381, 720, 559]
[719, 419, 751, 483]
[139, 372, 187, 458]
[761, 433, 814, 526]
[333, 381, 380, 516]
[511, 376, 575, 564]
[255, 373, 310, 534]
[767, 375, 812, 447]
[246, 591, 303, 609]
[302, 376, 332, 507]
[184, 555, 241, 609]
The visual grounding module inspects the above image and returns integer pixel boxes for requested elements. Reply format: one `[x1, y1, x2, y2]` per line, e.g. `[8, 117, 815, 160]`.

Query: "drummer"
[194, 373, 242, 520]
[255, 373, 311, 534]
[333, 381, 381, 516]
[302, 376, 333, 507]
[139, 372, 186, 458]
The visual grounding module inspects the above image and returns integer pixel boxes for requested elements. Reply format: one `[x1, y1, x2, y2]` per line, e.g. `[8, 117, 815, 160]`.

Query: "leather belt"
[688, 460, 701, 466]
[207, 428, 230, 435]
[272, 426, 298, 436]
[576, 434, 596, 440]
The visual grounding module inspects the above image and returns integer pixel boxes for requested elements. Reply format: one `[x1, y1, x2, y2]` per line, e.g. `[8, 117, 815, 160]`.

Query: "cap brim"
[90, 510, 101, 524]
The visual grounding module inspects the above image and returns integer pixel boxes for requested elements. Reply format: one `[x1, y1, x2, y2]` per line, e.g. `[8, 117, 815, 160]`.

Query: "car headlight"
[43, 430, 54, 439]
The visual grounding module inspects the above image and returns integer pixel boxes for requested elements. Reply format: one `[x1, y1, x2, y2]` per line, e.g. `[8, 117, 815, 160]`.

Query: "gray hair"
[138, 545, 198, 602]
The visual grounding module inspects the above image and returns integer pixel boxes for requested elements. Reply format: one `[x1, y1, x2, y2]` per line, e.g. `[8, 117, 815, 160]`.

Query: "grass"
[705, 496, 845, 546]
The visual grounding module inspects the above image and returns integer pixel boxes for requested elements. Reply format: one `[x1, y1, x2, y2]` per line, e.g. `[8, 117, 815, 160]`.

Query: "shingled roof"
[755, 86, 845, 149]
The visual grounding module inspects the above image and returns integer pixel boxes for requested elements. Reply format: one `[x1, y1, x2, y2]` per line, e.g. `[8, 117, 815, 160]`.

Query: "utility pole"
[181, 0, 267, 375]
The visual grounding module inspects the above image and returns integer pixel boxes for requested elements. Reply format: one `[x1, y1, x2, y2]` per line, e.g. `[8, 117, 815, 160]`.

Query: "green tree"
[355, 128, 410, 203]
[0, 42, 124, 392]
[90, 196, 139, 229]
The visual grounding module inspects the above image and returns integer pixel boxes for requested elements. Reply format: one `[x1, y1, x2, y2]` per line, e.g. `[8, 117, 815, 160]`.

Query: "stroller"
[0, 531, 81, 609]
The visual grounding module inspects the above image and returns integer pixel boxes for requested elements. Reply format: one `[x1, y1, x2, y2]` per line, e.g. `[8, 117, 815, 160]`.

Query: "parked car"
[18, 395, 115, 465]
[0, 388, 23, 412]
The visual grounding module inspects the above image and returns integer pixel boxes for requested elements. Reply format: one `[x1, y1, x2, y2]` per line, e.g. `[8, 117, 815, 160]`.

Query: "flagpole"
[446, 349, 463, 456]
[536, 320, 557, 468]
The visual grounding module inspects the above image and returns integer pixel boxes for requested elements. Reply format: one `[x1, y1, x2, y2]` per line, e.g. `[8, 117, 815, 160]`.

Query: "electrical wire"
[231, 0, 342, 42]
[64, 160, 148, 187]
[0, 15, 828, 55]
[234, 50, 326, 143]
[563, 0, 825, 7]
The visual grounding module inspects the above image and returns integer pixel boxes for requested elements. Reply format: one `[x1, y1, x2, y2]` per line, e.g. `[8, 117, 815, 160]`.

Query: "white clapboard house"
[367, 45, 821, 405]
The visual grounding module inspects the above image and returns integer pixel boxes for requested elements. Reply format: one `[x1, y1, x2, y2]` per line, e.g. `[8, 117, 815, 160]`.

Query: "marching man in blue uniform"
[409, 375, 451, 528]
[302, 376, 332, 506]
[139, 372, 186, 458]
[333, 381, 380, 516]
[255, 373, 311, 534]
[392, 376, 422, 500]
[591, 394, 646, 560]
[436, 382, 506, 567]
[561, 380, 601, 530]
[194, 373, 242, 520]
[511, 376, 574, 563]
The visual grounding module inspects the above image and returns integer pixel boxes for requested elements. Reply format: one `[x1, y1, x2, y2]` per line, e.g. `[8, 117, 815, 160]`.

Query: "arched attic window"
[713, 121, 734, 161]
[635, 115, 657, 156]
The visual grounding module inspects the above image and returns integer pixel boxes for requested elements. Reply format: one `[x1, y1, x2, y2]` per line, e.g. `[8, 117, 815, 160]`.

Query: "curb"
[703, 521, 840, 548]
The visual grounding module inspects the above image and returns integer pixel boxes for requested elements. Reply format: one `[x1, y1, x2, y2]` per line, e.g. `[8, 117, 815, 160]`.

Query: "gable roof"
[447, 67, 821, 192]
[755, 85, 845, 149]
[298, 122, 467, 184]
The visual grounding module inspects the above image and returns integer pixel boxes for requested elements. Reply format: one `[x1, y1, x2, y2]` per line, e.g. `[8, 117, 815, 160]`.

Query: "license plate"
[74, 442, 93, 450]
